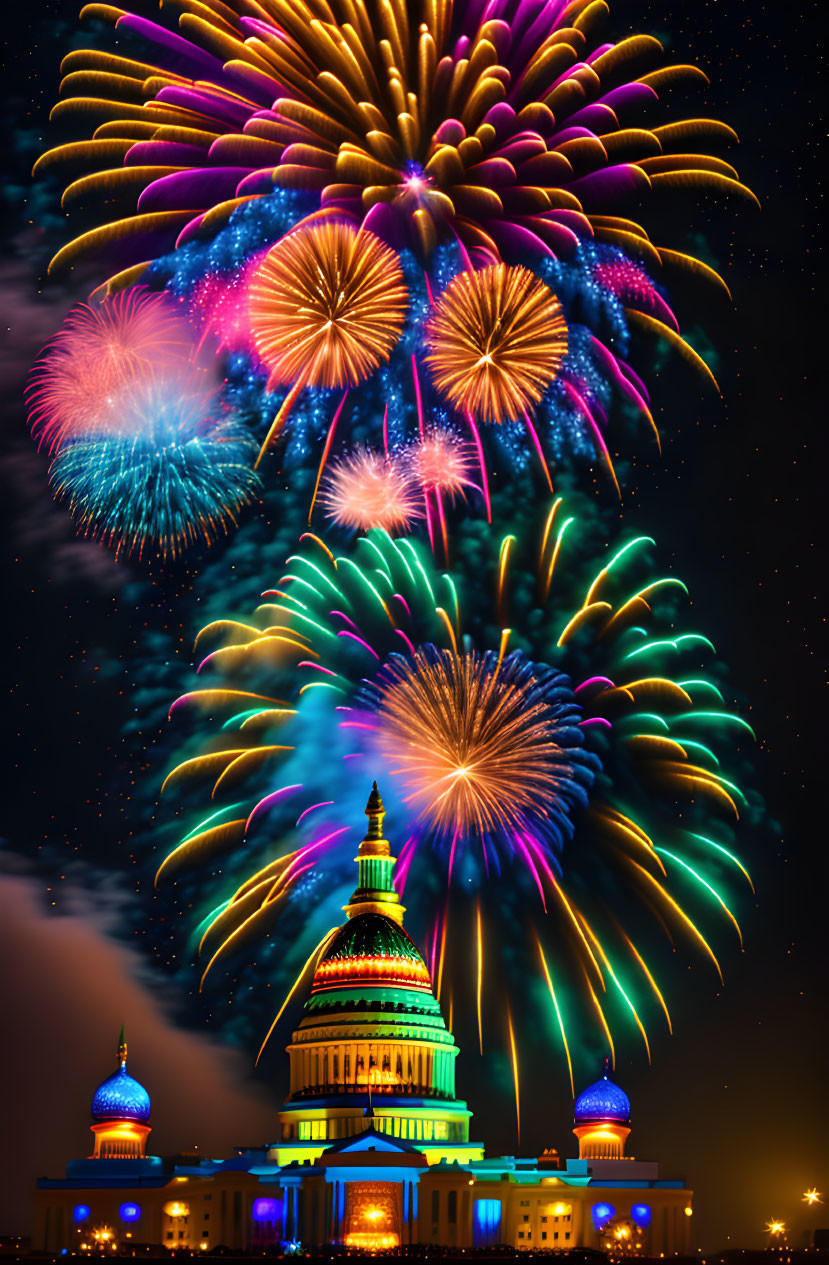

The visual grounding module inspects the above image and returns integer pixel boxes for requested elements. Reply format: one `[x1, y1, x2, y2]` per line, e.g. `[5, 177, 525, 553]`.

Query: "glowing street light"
[803, 1189, 824, 1207]
[766, 1220, 786, 1238]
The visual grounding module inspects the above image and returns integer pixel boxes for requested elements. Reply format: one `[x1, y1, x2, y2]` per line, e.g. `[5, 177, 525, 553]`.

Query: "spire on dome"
[364, 781, 385, 833]
[118, 1025, 127, 1066]
[343, 783, 406, 924]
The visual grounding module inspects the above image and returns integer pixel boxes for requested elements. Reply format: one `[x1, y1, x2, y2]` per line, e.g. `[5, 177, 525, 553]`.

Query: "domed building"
[273, 783, 480, 1164]
[34, 784, 693, 1255]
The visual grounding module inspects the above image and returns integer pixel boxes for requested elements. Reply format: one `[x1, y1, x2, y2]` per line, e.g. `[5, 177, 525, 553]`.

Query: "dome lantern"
[89, 1028, 152, 1160]
[572, 1058, 631, 1161]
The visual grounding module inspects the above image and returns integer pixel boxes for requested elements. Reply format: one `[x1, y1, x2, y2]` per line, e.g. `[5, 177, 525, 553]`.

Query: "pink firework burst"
[593, 259, 679, 331]
[187, 250, 268, 363]
[407, 430, 475, 501]
[26, 287, 198, 453]
[320, 449, 421, 533]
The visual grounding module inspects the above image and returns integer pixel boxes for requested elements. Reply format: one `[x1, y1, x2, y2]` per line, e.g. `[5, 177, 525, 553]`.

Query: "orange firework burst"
[320, 448, 420, 533]
[249, 222, 408, 392]
[372, 647, 566, 836]
[425, 265, 569, 423]
[407, 431, 474, 500]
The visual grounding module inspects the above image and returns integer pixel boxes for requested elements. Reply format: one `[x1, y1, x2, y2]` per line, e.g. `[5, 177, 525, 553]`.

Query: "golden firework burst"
[373, 647, 564, 836]
[424, 264, 568, 423]
[249, 222, 408, 391]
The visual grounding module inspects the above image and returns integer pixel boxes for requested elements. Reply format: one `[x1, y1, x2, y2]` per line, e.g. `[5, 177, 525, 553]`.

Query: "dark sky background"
[0, 0, 826, 1252]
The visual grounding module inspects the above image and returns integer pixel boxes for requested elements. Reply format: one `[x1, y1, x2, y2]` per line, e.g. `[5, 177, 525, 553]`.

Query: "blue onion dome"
[91, 1029, 151, 1124]
[574, 1058, 630, 1124]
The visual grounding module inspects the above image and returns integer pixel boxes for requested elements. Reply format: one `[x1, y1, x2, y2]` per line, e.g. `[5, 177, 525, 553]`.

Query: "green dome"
[321, 914, 424, 964]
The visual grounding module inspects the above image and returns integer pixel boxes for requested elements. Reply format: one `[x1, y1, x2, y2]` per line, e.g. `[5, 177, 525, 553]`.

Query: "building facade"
[35, 786, 693, 1254]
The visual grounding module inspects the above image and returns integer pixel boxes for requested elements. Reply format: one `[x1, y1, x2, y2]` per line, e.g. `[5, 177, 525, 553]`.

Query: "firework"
[369, 646, 588, 837]
[26, 289, 196, 453]
[248, 222, 408, 463]
[592, 258, 681, 331]
[320, 448, 420, 533]
[162, 220, 684, 500]
[406, 431, 474, 501]
[159, 500, 755, 1068]
[425, 265, 569, 424]
[38, 0, 756, 284]
[250, 224, 407, 391]
[187, 250, 269, 361]
[49, 376, 261, 560]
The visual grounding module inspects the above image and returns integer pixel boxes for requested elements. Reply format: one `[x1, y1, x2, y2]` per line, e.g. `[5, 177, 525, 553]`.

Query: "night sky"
[0, 0, 826, 1252]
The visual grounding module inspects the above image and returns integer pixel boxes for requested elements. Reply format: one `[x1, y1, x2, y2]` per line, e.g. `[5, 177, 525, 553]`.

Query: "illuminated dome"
[574, 1060, 630, 1124]
[321, 912, 423, 964]
[91, 1030, 151, 1124]
[312, 913, 433, 994]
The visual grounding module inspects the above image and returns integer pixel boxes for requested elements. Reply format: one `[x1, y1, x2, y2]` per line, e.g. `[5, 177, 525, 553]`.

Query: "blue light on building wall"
[72, 1205, 90, 1224]
[473, 1198, 502, 1248]
[592, 1202, 616, 1229]
[631, 1204, 652, 1228]
[251, 1197, 282, 1223]
[119, 1202, 141, 1223]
